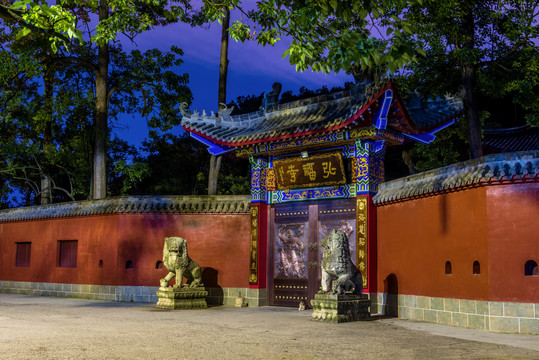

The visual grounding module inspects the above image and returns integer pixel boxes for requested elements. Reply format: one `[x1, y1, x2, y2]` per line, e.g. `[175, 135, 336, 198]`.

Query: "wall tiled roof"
[401, 92, 463, 130]
[483, 125, 539, 153]
[373, 151, 539, 204]
[0, 195, 251, 223]
[181, 81, 463, 147]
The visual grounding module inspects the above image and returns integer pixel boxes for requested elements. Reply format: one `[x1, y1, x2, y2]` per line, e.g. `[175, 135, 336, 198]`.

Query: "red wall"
[486, 183, 539, 302]
[376, 182, 539, 302]
[0, 213, 250, 288]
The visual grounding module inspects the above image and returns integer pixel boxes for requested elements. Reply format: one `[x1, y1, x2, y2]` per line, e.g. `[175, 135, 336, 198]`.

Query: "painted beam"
[374, 89, 393, 130]
[190, 133, 234, 156]
[402, 118, 457, 144]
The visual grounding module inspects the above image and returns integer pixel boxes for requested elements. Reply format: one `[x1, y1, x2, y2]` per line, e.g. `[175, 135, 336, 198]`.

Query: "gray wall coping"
[374, 150, 539, 204]
[0, 195, 251, 223]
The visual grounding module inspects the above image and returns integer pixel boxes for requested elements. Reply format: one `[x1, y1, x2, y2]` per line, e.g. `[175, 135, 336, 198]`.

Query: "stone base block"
[311, 293, 371, 323]
[156, 286, 208, 310]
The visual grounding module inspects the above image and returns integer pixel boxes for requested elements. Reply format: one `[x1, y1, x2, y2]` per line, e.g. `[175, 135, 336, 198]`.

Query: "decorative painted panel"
[377, 129, 404, 144]
[266, 168, 276, 191]
[350, 126, 377, 139]
[275, 223, 308, 279]
[349, 126, 404, 145]
[268, 184, 356, 204]
[354, 139, 386, 194]
[236, 147, 256, 157]
[258, 132, 348, 153]
[250, 156, 268, 203]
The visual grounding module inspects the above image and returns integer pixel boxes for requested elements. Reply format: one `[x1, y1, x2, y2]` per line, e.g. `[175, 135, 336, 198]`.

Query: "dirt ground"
[0, 293, 538, 360]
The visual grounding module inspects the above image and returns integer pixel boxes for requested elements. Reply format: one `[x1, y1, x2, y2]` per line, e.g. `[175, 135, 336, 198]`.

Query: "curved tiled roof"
[0, 195, 251, 223]
[373, 151, 539, 204]
[182, 82, 386, 146]
[399, 92, 463, 131]
[182, 81, 463, 147]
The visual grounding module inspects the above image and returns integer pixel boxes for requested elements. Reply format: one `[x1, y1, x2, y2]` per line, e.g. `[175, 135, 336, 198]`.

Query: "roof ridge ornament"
[179, 102, 191, 117]
[261, 82, 282, 111]
[218, 103, 235, 117]
[181, 102, 229, 121]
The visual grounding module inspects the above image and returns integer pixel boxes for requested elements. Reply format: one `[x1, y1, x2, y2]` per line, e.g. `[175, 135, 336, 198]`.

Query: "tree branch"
[43, 56, 97, 74]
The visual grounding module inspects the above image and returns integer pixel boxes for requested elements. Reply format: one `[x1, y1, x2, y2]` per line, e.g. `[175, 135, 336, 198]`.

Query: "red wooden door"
[268, 198, 356, 307]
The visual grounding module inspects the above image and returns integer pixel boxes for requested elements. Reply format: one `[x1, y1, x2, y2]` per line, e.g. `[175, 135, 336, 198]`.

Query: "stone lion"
[160, 237, 204, 288]
[320, 229, 363, 294]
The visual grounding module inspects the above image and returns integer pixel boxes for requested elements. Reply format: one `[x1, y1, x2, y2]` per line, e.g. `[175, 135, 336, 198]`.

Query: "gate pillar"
[249, 156, 268, 290]
[354, 139, 385, 295]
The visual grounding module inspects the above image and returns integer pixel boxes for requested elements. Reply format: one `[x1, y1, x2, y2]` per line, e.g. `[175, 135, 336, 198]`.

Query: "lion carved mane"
[159, 237, 204, 288]
[320, 229, 363, 294]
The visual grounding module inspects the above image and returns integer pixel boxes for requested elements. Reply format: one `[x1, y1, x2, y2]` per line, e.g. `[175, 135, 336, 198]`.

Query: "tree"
[131, 134, 209, 195]
[4, 0, 200, 200]
[204, 0, 538, 159]
[395, 0, 538, 158]
[208, 7, 230, 196]
[0, 27, 192, 206]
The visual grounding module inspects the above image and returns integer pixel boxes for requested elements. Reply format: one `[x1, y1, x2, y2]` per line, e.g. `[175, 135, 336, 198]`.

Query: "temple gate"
[181, 79, 462, 306]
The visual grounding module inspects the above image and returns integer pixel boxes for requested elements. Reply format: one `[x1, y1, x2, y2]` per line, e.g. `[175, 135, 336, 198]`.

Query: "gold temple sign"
[273, 152, 346, 190]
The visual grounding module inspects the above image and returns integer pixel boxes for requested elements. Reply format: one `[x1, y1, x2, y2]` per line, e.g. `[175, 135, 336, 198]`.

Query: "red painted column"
[366, 195, 378, 294]
[253, 203, 268, 289]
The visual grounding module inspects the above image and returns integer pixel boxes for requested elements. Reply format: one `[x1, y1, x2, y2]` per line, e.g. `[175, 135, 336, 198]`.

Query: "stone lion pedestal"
[156, 236, 208, 310]
[310, 293, 371, 323]
[156, 286, 208, 310]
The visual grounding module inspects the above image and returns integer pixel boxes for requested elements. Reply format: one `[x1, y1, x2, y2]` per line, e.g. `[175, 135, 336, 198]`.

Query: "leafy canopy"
[204, 0, 425, 75]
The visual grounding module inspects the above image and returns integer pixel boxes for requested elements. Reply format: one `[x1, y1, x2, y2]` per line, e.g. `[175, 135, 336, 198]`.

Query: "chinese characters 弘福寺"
[302, 162, 316, 180]
[322, 161, 336, 178]
[287, 165, 299, 182]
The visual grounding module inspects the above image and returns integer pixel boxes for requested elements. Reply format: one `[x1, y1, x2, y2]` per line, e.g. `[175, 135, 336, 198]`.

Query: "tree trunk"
[208, 8, 230, 196]
[461, 63, 482, 159]
[460, 1, 483, 159]
[208, 155, 222, 196]
[40, 68, 53, 204]
[92, 0, 110, 199]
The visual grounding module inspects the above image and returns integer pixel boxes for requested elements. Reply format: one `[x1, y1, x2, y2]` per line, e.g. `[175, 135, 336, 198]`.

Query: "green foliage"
[0, 20, 193, 206]
[5, 0, 202, 52]
[216, 173, 250, 195]
[108, 45, 192, 132]
[127, 133, 250, 196]
[409, 124, 469, 172]
[8, 0, 82, 52]
[132, 134, 210, 195]
[108, 138, 150, 195]
[204, 0, 424, 75]
[477, 46, 539, 127]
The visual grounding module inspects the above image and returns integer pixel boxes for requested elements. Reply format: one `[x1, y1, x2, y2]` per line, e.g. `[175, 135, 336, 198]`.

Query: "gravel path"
[0, 294, 538, 360]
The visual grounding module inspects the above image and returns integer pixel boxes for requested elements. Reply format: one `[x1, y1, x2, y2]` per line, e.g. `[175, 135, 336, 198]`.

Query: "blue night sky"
[114, 12, 354, 147]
